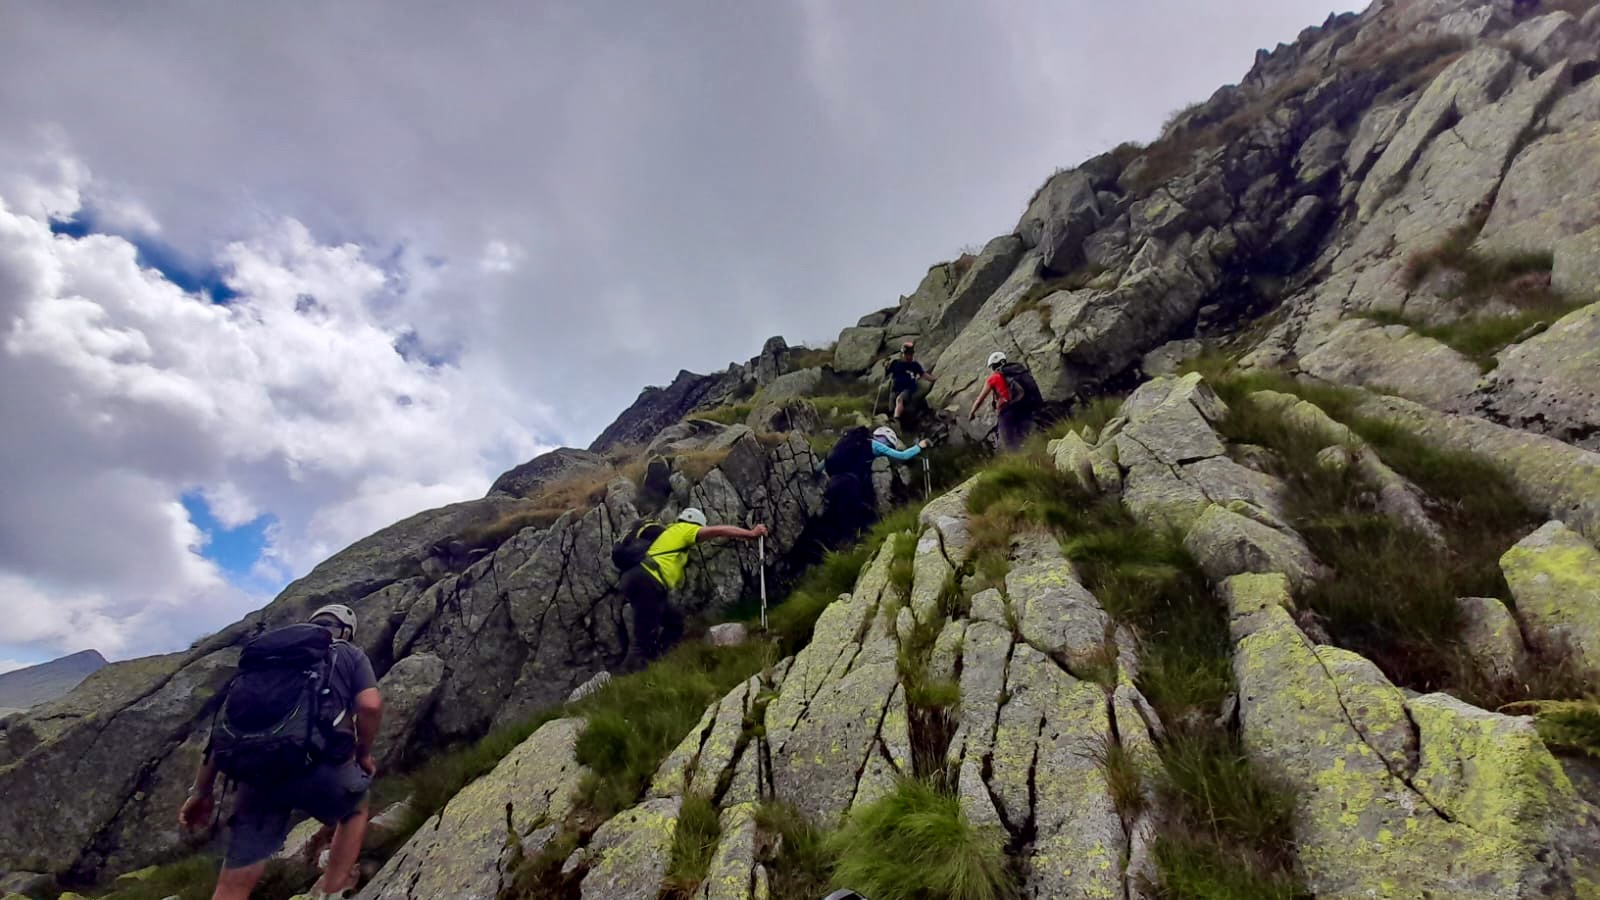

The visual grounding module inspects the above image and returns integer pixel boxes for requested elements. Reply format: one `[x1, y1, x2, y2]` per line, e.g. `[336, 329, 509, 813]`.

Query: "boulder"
[700, 803, 761, 900]
[755, 367, 823, 404]
[0, 647, 238, 875]
[573, 797, 680, 900]
[889, 264, 954, 340]
[1552, 227, 1600, 301]
[1478, 123, 1600, 257]
[373, 652, 445, 770]
[1007, 541, 1112, 670]
[858, 307, 897, 328]
[1503, 11, 1581, 68]
[745, 398, 821, 435]
[1139, 338, 1203, 377]
[832, 326, 885, 374]
[1456, 596, 1528, 683]
[1501, 520, 1600, 671]
[1223, 575, 1593, 897]
[1547, 73, 1600, 131]
[1016, 170, 1102, 272]
[754, 336, 788, 387]
[1353, 393, 1600, 543]
[1356, 46, 1516, 220]
[934, 235, 1026, 339]
[1008, 646, 1126, 900]
[487, 448, 609, 499]
[1048, 430, 1100, 494]
[648, 419, 736, 456]
[707, 623, 749, 647]
[355, 718, 588, 900]
[1184, 503, 1326, 591]
[1476, 302, 1600, 450]
[1295, 124, 1348, 187]
[567, 670, 612, 704]
[768, 543, 900, 824]
[1301, 319, 1481, 410]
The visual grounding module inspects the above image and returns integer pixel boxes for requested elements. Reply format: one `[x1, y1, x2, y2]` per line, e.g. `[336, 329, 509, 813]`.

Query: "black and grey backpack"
[208, 623, 345, 782]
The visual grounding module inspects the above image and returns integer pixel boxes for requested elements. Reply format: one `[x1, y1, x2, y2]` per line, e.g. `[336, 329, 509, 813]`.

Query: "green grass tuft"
[755, 802, 837, 899]
[1088, 734, 1148, 821]
[1213, 380, 1553, 700]
[1502, 699, 1600, 759]
[1150, 832, 1306, 900]
[692, 403, 754, 426]
[88, 855, 319, 900]
[662, 793, 722, 897]
[827, 778, 1017, 900]
[889, 532, 918, 595]
[572, 641, 773, 819]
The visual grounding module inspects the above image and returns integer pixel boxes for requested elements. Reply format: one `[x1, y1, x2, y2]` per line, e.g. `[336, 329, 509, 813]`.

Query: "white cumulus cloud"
[0, 162, 554, 660]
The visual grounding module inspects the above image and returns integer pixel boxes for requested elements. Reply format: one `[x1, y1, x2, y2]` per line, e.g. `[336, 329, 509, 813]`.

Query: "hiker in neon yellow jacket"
[617, 508, 767, 661]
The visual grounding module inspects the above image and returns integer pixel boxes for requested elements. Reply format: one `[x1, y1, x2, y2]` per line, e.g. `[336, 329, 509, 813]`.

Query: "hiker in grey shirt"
[180, 604, 382, 900]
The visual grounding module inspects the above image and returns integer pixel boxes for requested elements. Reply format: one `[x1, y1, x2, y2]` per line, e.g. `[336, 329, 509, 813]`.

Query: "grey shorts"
[894, 387, 917, 405]
[224, 759, 371, 868]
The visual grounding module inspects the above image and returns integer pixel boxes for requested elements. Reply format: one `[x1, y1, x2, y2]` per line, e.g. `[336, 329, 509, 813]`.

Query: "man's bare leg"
[318, 806, 369, 894]
[213, 861, 267, 900]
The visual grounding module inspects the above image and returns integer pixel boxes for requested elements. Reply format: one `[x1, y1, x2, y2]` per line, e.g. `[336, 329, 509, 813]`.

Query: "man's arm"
[695, 524, 768, 542]
[178, 754, 220, 830]
[968, 383, 994, 419]
[920, 371, 937, 383]
[353, 687, 383, 774]
[872, 442, 922, 462]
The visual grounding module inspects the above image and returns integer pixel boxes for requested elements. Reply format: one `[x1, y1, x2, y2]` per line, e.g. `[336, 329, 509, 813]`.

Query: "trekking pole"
[872, 379, 886, 418]
[922, 456, 931, 499]
[758, 533, 768, 632]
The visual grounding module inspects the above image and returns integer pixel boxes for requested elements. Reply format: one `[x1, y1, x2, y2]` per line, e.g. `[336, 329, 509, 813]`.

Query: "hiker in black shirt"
[884, 341, 936, 421]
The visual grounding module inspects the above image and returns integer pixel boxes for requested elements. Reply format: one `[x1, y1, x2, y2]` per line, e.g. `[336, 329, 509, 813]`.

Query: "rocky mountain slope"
[6, 0, 1600, 896]
[0, 651, 105, 713]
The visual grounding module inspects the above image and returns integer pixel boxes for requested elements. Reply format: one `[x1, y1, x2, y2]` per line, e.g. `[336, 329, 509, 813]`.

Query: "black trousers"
[619, 566, 680, 662]
[998, 404, 1036, 451]
[821, 472, 877, 549]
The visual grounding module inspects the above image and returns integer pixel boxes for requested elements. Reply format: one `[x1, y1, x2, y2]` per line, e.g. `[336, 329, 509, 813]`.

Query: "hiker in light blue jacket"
[871, 426, 929, 461]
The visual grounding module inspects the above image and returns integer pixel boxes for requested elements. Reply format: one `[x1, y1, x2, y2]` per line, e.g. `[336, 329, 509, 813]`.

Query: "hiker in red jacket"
[968, 351, 1042, 451]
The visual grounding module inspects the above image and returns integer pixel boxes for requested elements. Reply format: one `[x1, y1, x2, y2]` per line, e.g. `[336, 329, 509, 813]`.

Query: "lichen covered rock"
[357, 718, 588, 900]
[575, 797, 680, 900]
[1501, 520, 1600, 672]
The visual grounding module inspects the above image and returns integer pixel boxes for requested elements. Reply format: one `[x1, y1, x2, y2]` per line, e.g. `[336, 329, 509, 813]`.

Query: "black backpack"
[208, 624, 343, 783]
[611, 518, 667, 571]
[999, 362, 1041, 409]
[825, 427, 875, 479]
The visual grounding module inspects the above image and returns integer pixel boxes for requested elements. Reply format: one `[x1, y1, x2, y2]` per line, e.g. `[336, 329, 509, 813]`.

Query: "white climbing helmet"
[987, 351, 1008, 369]
[677, 507, 708, 527]
[872, 426, 904, 450]
[308, 603, 357, 640]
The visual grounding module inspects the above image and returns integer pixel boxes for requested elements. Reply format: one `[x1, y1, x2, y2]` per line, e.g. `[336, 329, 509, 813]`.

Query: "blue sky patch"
[181, 491, 272, 580]
[49, 212, 240, 303]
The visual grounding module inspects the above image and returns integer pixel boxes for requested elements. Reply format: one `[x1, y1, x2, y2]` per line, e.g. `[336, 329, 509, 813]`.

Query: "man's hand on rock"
[179, 793, 214, 832]
[358, 753, 378, 777]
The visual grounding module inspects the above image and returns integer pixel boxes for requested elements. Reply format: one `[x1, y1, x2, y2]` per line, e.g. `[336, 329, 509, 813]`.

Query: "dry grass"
[787, 344, 836, 371]
[676, 448, 733, 482]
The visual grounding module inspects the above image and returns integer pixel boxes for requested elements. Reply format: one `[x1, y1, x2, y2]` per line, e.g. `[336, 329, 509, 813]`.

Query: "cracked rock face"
[1501, 520, 1600, 673]
[573, 797, 681, 900]
[0, 434, 825, 879]
[1223, 573, 1599, 898]
[357, 718, 588, 900]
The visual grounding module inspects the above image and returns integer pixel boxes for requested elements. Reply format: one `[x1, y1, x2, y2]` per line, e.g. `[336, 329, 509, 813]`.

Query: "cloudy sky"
[0, 0, 1358, 669]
